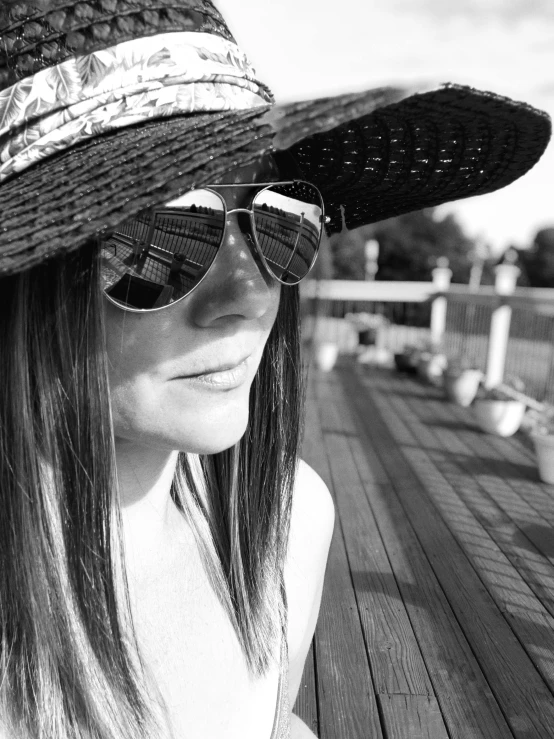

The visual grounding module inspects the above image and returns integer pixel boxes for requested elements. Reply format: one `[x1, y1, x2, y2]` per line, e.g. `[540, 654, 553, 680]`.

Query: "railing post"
[364, 239, 379, 281]
[484, 264, 520, 388]
[430, 258, 452, 348]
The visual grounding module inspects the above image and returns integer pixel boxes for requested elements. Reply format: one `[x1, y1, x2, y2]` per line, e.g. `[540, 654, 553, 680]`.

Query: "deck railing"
[302, 265, 554, 404]
[300, 279, 436, 354]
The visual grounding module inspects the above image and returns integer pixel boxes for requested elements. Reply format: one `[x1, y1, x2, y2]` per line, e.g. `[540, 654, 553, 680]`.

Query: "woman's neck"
[115, 443, 192, 576]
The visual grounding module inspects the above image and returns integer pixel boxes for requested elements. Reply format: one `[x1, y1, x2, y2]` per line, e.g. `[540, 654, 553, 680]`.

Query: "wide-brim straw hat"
[0, 0, 551, 275]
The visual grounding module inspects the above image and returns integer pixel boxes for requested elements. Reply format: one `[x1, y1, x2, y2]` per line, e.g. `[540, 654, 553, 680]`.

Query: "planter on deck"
[473, 399, 526, 437]
[443, 369, 483, 407]
[314, 342, 339, 372]
[417, 352, 447, 385]
[394, 351, 419, 374]
[532, 433, 554, 485]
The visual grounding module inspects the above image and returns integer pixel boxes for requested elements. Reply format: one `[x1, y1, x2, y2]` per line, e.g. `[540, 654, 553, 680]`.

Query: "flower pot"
[394, 352, 418, 374]
[314, 342, 339, 372]
[417, 353, 432, 381]
[358, 328, 377, 346]
[443, 370, 483, 407]
[418, 353, 447, 385]
[532, 433, 554, 484]
[473, 399, 526, 437]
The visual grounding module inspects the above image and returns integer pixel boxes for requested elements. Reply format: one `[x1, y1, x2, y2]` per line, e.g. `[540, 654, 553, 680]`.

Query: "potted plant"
[524, 406, 554, 484]
[443, 356, 483, 407]
[345, 312, 387, 348]
[473, 377, 527, 437]
[416, 341, 448, 386]
[345, 312, 391, 365]
[313, 341, 339, 372]
[394, 344, 421, 374]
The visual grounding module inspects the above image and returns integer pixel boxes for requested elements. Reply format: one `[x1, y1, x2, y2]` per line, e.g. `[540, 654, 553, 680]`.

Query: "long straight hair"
[0, 240, 304, 738]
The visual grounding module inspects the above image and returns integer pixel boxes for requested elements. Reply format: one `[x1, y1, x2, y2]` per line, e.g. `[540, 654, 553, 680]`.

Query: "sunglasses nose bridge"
[226, 207, 252, 216]
[225, 206, 255, 228]
[224, 206, 258, 250]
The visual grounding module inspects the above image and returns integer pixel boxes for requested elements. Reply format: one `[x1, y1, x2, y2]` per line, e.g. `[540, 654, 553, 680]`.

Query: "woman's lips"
[173, 355, 253, 390]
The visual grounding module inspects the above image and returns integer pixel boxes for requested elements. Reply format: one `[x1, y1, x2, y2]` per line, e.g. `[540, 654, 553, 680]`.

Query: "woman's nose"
[187, 212, 278, 327]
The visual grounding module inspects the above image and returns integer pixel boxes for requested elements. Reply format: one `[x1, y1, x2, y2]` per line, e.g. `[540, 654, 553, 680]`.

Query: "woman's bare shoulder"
[284, 459, 335, 704]
[285, 460, 334, 598]
[288, 460, 335, 553]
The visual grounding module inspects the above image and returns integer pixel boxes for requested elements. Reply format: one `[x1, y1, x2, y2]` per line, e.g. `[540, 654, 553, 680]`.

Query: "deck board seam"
[341, 364, 544, 738]
[380, 381, 554, 699]
[327, 367, 513, 738]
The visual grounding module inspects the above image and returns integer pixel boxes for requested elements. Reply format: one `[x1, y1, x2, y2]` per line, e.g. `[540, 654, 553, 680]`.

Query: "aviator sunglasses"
[100, 180, 326, 312]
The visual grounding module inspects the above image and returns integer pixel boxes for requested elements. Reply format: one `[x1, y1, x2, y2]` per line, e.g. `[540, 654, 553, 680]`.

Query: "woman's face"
[104, 157, 282, 455]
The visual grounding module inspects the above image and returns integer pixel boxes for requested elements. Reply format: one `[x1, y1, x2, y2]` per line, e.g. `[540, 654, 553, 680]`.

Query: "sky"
[216, 0, 554, 254]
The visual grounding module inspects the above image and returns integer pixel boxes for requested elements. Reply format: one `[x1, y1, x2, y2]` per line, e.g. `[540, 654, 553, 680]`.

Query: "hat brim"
[0, 83, 550, 275]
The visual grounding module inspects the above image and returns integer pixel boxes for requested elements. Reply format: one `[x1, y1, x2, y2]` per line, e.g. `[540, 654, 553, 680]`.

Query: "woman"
[0, 1, 550, 738]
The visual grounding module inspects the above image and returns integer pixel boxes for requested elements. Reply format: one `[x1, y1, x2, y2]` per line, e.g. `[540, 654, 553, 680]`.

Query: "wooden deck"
[293, 359, 554, 739]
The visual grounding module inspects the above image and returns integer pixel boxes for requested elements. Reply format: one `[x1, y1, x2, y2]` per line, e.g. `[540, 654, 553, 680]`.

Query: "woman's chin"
[113, 388, 254, 455]
[178, 401, 250, 454]
[144, 409, 250, 455]
[180, 424, 248, 455]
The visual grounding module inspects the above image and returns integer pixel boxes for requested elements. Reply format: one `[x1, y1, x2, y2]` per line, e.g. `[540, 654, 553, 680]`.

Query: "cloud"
[391, 0, 554, 24]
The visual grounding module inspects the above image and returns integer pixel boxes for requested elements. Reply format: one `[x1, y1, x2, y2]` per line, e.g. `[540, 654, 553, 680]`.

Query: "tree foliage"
[517, 228, 554, 287]
[329, 208, 477, 282]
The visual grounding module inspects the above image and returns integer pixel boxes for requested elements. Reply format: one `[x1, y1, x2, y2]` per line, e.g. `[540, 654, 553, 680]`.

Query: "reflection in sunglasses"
[253, 206, 320, 282]
[103, 208, 224, 307]
[101, 182, 323, 309]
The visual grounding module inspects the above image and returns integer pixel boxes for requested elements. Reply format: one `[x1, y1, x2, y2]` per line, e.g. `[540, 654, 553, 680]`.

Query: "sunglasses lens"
[252, 182, 323, 284]
[100, 189, 225, 310]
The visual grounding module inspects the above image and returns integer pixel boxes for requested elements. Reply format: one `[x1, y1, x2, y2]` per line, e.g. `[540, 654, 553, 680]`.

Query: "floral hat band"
[0, 31, 274, 183]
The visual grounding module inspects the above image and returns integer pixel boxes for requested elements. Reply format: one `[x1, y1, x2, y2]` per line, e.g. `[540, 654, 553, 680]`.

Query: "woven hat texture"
[0, 0, 551, 275]
[0, 0, 235, 87]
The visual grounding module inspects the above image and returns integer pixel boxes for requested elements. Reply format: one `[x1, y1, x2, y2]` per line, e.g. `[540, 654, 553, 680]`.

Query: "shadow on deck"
[294, 358, 554, 739]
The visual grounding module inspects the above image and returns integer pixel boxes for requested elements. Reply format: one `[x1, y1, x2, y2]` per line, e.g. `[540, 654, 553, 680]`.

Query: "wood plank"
[379, 695, 450, 739]
[293, 642, 318, 736]
[396, 372, 541, 475]
[324, 430, 436, 696]
[323, 372, 513, 739]
[483, 434, 554, 527]
[303, 373, 333, 488]
[402, 391, 554, 622]
[314, 511, 383, 739]
[343, 365, 554, 739]
[395, 382, 554, 554]
[317, 375, 436, 697]
[364, 371, 554, 548]
[417, 376, 536, 464]
[311, 370, 451, 738]
[430, 395, 554, 534]
[379, 372, 554, 607]
[302, 368, 383, 739]
[380, 387, 554, 691]
[406, 376, 554, 526]
[318, 377, 451, 739]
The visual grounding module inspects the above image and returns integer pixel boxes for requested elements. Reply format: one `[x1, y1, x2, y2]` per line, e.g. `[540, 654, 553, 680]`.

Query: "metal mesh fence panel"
[505, 309, 554, 403]
[443, 300, 492, 370]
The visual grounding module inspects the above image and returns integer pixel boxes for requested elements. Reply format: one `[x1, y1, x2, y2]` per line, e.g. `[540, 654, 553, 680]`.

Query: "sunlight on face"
[103, 156, 283, 455]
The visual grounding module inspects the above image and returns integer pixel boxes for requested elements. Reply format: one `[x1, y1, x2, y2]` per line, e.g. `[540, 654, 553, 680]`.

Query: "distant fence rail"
[300, 279, 435, 353]
[302, 271, 554, 405]
[301, 279, 435, 302]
